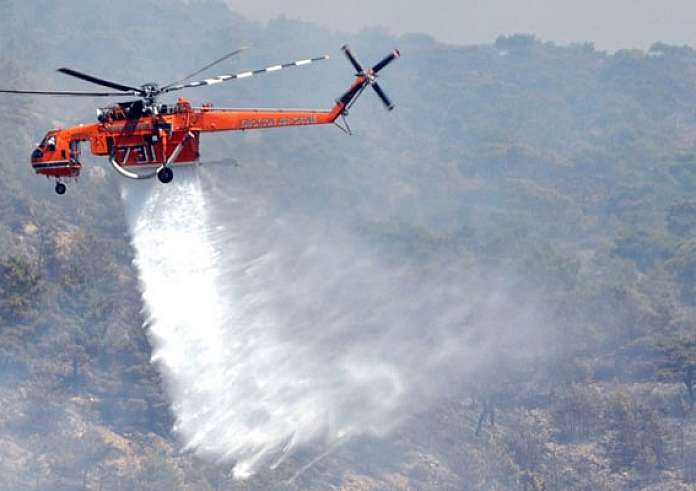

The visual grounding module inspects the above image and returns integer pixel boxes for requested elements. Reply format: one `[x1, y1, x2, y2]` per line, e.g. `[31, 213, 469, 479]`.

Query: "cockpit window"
[41, 135, 56, 151]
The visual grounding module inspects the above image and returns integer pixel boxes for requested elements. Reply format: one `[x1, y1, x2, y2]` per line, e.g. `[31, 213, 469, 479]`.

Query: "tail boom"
[187, 46, 398, 133]
[191, 106, 343, 133]
[189, 75, 371, 133]
[191, 46, 399, 133]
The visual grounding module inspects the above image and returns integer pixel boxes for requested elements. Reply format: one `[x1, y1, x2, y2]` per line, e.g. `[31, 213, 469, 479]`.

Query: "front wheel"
[157, 166, 174, 184]
[55, 182, 66, 195]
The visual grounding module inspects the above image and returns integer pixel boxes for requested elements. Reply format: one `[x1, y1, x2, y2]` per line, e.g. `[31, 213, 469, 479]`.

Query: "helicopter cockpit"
[30, 130, 82, 193]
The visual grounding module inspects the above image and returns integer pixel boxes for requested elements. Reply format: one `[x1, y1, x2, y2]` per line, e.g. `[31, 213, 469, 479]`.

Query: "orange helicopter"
[0, 45, 399, 194]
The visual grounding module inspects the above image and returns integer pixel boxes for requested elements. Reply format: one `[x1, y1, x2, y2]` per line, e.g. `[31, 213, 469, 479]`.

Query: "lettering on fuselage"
[240, 116, 318, 129]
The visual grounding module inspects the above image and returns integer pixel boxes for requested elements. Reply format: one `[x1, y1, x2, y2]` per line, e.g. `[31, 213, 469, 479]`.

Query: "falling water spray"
[121, 161, 549, 478]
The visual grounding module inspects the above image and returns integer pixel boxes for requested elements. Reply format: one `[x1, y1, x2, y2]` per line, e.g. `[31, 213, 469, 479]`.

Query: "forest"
[1, 0, 696, 489]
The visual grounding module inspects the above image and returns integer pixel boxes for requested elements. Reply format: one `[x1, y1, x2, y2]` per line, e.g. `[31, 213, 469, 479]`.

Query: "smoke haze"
[226, 0, 696, 51]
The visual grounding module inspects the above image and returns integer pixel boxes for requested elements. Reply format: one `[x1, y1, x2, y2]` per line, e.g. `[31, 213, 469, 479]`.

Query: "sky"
[225, 0, 696, 51]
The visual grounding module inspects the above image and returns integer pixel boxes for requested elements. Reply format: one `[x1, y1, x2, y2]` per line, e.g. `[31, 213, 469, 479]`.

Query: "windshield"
[40, 134, 56, 150]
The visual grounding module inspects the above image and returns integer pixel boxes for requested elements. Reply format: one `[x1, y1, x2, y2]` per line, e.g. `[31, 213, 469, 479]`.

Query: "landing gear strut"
[155, 131, 194, 184]
[55, 182, 66, 195]
[157, 166, 174, 184]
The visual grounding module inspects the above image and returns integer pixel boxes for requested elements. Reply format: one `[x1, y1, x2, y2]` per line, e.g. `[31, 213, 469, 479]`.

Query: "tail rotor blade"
[372, 82, 394, 111]
[372, 49, 400, 74]
[342, 45, 365, 74]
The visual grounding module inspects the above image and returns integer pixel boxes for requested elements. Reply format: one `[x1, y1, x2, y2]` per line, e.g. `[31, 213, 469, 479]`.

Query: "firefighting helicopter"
[0, 45, 399, 194]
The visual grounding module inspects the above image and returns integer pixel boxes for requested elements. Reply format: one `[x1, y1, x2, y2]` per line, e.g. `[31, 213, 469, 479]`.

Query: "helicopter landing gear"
[157, 166, 174, 184]
[54, 182, 66, 195]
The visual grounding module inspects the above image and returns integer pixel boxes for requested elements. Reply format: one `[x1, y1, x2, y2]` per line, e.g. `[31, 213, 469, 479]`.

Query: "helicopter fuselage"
[20, 45, 400, 193]
[30, 92, 351, 181]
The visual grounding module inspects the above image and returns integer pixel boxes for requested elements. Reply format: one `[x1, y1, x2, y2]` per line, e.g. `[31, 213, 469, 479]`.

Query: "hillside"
[1, 1, 696, 490]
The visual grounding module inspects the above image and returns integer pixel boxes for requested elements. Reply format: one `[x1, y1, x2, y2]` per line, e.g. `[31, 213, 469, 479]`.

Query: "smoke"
[121, 160, 549, 478]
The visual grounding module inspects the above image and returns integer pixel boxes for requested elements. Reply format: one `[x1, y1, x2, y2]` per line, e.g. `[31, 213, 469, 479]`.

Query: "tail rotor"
[340, 45, 400, 111]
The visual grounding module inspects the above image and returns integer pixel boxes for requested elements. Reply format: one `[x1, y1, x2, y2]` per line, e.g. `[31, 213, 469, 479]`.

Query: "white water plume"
[121, 161, 549, 478]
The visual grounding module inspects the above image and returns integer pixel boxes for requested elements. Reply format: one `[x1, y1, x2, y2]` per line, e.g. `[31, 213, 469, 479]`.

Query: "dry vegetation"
[1, 1, 696, 489]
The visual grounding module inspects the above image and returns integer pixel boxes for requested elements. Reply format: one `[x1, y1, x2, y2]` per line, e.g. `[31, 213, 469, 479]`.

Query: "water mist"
[121, 160, 547, 478]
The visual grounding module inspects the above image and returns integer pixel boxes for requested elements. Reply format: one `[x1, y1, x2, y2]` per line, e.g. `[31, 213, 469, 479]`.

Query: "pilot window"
[43, 135, 56, 151]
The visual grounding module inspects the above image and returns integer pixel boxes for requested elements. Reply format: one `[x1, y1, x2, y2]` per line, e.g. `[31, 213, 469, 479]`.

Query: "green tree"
[658, 337, 696, 404]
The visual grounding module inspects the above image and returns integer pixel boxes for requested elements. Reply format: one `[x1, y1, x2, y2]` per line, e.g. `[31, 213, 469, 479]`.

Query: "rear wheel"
[55, 182, 66, 195]
[157, 166, 174, 184]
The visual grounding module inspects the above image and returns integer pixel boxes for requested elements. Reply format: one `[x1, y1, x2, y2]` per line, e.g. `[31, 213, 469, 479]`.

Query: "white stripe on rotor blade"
[266, 65, 283, 72]
[296, 59, 312, 66]
[237, 72, 253, 78]
[205, 78, 224, 85]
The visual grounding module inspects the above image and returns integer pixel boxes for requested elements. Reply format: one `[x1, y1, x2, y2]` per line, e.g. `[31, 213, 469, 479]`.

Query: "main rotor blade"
[372, 49, 400, 74]
[163, 55, 330, 93]
[57, 67, 142, 93]
[371, 82, 394, 111]
[341, 45, 365, 74]
[161, 47, 249, 90]
[0, 88, 138, 97]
